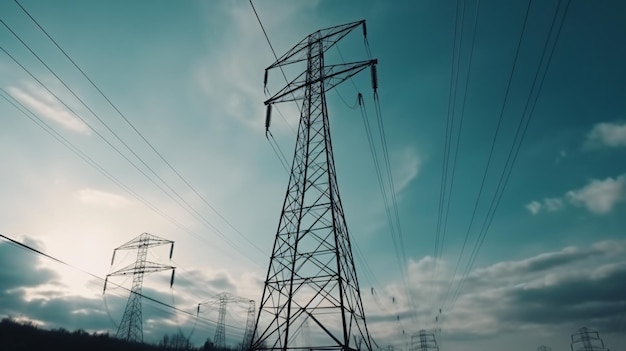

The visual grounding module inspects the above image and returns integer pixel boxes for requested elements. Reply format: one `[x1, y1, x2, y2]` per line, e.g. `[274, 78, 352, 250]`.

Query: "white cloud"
[76, 188, 132, 208]
[566, 175, 626, 214]
[524, 197, 563, 215]
[393, 146, 422, 194]
[525, 200, 541, 215]
[7, 84, 91, 135]
[543, 197, 564, 211]
[585, 121, 626, 148]
[526, 175, 625, 215]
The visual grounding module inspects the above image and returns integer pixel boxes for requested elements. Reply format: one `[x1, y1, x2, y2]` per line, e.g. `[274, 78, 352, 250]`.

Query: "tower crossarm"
[198, 292, 252, 308]
[110, 232, 174, 266]
[267, 20, 365, 70]
[106, 261, 175, 277]
[265, 59, 377, 105]
[115, 232, 173, 249]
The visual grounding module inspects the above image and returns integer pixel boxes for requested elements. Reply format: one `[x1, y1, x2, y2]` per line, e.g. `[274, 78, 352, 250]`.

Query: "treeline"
[0, 317, 237, 351]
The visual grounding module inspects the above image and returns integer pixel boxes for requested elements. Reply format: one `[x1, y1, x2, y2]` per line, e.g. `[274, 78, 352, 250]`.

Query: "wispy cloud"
[194, 1, 317, 133]
[393, 146, 422, 194]
[526, 174, 625, 215]
[7, 84, 90, 135]
[585, 121, 626, 148]
[525, 197, 564, 215]
[76, 188, 132, 208]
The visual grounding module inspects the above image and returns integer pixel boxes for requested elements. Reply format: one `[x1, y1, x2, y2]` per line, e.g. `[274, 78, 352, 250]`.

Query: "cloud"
[194, 2, 318, 133]
[525, 201, 541, 215]
[393, 147, 422, 194]
[585, 121, 626, 148]
[501, 262, 626, 333]
[368, 240, 626, 347]
[76, 188, 133, 208]
[566, 175, 626, 214]
[0, 238, 58, 293]
[525, 197, 563, 215]
[0, 238, 218, 345]
[526, 174, 625, 215]
[7, 84, 91, 135]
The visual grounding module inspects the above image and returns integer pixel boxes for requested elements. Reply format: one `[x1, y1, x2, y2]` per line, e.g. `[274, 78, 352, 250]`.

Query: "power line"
[433, 0, 482, 312]
[0, 232, 247, 334]
[372, 91, 418, 323]
[0, 12, 263, 264]
[444, 0, 570, 311]
[0, 89, 205, 243]
[440, 0, 536, 311]
[333, 44, 408, 327]
[0, 39, 249, 257]
[249, 0, 298, 133]
[15, 0, 262, 258]
[430, 0, 469, 315]
[336, 45, 419, 327]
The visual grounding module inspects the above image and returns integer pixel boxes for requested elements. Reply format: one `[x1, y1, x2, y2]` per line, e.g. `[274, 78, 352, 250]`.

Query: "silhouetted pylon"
[410, 330, 439, 351]
[198, 292, 255, 349]
[251, 20, 377, 351]
[570, 327, 606, 351]
[103, 233, 175, 343]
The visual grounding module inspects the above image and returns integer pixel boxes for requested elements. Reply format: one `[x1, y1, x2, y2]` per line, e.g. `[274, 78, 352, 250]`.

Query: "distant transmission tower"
[410, 330, 439, 351]
[198, 292, 255, 349]
[103, 233, 175, 343]
[570, 327, 607, 351]
[538, 345, 552, 351]
[243, 299, 256, 351]
[251, 20, 377, 351]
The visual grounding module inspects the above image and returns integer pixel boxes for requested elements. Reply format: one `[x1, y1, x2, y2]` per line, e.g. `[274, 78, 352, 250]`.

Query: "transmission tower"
[410, 330, 439, 351]
[538, 345, 552, 351]
[570, 327, 607, 351]
[243, 300, 256, 351]
[103, 233, 175, 343]
[198, 292, 255, 349]
[251, 20, 377, 351]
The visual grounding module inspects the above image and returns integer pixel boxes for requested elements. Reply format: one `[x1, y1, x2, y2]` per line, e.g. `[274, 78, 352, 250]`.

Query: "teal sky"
[0, 1, 625, 350]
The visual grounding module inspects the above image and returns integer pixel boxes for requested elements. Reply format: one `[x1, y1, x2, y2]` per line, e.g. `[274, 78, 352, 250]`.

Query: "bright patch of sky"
[0, 1, 625, 350]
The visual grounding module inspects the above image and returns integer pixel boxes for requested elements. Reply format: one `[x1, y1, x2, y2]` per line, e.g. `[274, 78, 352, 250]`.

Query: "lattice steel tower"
[410, 330, 439, 351]
[104, 233, 175, 343]
[570, 327, 607, 351]
[251, 20, 377, 351]
[198, 292, 256, 350]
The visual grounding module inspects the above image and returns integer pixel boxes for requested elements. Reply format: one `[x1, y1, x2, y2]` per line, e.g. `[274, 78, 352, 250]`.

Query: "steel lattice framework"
[570, 327, 606, 351]
[104, 233, 175, 343]
[251, 20, 377, 351]
[198, 292, 255, 350]
[410, 330, 439, 351]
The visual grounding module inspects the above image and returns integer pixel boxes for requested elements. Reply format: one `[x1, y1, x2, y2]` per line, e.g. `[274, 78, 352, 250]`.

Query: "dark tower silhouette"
[251, 20, 377, 351]
[243, 299, 256, 351]
[410, 330, 439, 351]
[198, 292, 255, 349]
[104, 233, 175, 343]
[570, 327, 607, 351]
